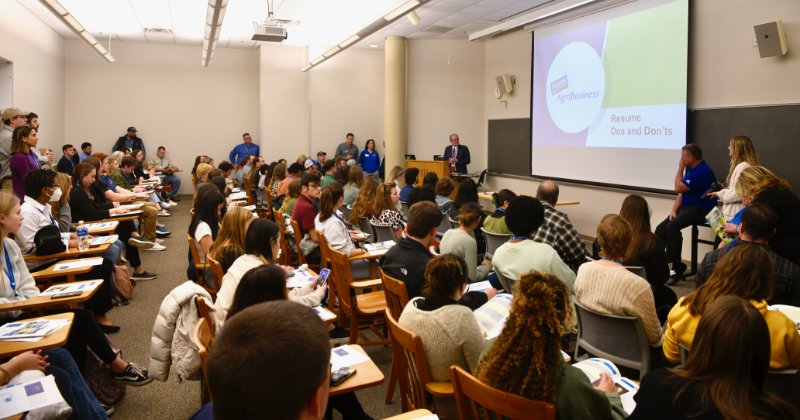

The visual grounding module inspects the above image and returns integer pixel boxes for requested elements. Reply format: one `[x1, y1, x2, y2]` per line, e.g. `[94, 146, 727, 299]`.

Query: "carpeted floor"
[109, 196, 401, 420]
[108, 197, 694, 419]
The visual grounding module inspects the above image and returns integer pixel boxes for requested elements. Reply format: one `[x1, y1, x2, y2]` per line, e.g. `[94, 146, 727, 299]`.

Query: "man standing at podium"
[444, 133, 470, 174]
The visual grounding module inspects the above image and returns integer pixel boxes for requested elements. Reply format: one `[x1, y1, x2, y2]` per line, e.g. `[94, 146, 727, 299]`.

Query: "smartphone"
[330, 367, 356, 386]
[315, 268, 331, 288]
[51, 291, 82, 299]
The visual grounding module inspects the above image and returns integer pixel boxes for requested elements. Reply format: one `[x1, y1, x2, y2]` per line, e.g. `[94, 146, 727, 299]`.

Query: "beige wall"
[407, 39, 485, 165]
[64, 40, 260, 188]
[0, 1, 65, 147]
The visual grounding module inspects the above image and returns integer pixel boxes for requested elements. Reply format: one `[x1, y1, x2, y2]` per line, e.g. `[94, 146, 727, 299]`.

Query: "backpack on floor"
[113, 264, 135, 300]
[82, 350, 126, 406]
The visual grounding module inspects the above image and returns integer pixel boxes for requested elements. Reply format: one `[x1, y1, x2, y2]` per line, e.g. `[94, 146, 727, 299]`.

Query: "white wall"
[480, 0, 800, 260]
[407, 39, 485, 164]
[0, 1, 65, 147]
[64, 40, 260, 189]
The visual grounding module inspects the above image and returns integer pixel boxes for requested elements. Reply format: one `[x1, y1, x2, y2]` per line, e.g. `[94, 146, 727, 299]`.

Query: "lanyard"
[36, 205, 57, 226]
[511, 235, 528, 240]
[3, 247, 16, 298]
[28, 153, 40, 168]
[602, 257, 624, 265]
[495, 208, 506, 215]
[334, 212, 346, 224]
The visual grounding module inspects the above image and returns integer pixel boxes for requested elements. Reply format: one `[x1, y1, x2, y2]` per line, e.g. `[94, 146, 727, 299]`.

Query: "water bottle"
[77, 221, 89, 251]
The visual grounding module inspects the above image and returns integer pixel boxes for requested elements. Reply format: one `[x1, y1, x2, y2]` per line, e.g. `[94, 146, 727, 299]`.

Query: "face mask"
[49, 187, 62, 203]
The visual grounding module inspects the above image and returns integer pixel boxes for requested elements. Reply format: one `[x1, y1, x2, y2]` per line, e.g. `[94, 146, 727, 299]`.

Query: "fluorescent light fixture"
[202, 0, 227, 67]
[338, 35, 360, 49]
[369, 44, 379, 48]
[302, 0, 430, 72]
[384, 0, 419, 21]
[38, 0, 115, 63]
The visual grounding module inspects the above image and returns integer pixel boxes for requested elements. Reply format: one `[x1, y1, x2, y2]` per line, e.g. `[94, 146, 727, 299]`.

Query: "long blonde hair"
[735, 165, 791, 199]
[0, 191, 20, 239]
[728, 136, 759, 183]
[209, 206, 252, 259]
[349, 177, 380, 224]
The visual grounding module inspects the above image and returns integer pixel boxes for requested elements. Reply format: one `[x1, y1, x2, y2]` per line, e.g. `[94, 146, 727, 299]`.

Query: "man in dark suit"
[56, 144, 77, 175]
[443, 133, 470, 173]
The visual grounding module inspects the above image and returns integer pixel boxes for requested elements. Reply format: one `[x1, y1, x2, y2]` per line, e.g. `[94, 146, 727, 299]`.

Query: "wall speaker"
[494, 74, 515, 99]
[754, 20, 789, 58]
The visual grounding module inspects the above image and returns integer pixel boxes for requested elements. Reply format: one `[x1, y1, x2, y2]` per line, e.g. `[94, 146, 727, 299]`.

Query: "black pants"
[63, 309, 118, 368]
[654, 205, 707, 269]
[325, 393, 372, 420]
[116, 220, 142, 268]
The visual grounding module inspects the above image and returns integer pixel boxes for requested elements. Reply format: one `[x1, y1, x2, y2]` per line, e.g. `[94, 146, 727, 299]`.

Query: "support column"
[384, 36, 407, 178]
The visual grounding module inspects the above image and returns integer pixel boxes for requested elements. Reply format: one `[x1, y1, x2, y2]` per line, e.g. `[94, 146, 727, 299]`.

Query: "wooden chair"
[187, 235, 205, 281]
[451, 365, 556, 420]
[385, 309, 453, 413]
[270, 207, 293, 266]
[327, 245, 388, 346]
[242, 177, 255, 206]
[193, 317, 214, 405]
[194, 295, 216, 336]
[204, 254, 224, 299]
[381, 269, 411, 404]
[289, 219, 320, 271]
[315, 232, 340, 321]
[574, 300, 651, 379]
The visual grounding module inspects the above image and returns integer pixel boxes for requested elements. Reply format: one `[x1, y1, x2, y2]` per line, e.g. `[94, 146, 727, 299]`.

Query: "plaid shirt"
[696, 240, 800, 306]
[531, 202, 586, 271]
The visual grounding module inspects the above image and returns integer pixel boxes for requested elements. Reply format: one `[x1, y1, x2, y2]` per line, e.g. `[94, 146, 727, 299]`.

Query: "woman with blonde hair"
[735, 165, 800, 265]
[195, 163, 214, 187]
[369, 182, 405, 240]
[387, 165, 404, 187]
[478, 271, 625, 420]
[209, 206, 253, 272]
[709, 135, 759, 220]
[348, 176, 380, 225]
[663, 244, 800, 369]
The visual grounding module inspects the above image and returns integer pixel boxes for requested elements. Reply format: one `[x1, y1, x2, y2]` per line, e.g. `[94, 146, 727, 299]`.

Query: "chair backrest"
[357, 218, 376, 243]
[436, 212, 452, 236]
[193, 317, 214, 404]
[327, 245, 356, 317]
[451, 365, 556, 420]
[187, 234, 204, 280]
[381, 268, 409, 320]
[340, 205, 352, 221]
[386, 309, 435, 412]
[370, 220, 396, 243]
[476, 169, 488, 187]
[264, 185, 274, 208]
[573, 300, 651, 379]
[765, 369, 800, 416]
[289, 219, 308, 265]
[271, 207, 293, 265]
[448, 215, 459, 229]
[481, 228, 511, 257]
[625, 266, 648, 280]
[400, 201, 410, 218]
[242, 177, 255, 205]
[194, 295, 216, 336]
[205, 254, 225, 297]
[316, 231, 339, 314]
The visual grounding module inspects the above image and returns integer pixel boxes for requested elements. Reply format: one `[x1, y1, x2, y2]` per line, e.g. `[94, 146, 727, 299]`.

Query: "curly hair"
[349, 176, 380, 224]
[476, 271, 568, 402]
[735, 165, 791, 200]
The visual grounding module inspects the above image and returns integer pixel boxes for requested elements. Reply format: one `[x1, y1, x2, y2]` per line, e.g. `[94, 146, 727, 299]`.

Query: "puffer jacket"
[149, 281, 213, 382]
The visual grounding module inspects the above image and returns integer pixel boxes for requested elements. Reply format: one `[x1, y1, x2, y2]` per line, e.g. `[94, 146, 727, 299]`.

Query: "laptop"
[433, 155, 446, 161]
[404, 154, 416, 160]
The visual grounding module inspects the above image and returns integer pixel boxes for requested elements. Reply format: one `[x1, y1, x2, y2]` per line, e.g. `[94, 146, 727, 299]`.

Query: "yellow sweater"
[663, 297, 800, 369]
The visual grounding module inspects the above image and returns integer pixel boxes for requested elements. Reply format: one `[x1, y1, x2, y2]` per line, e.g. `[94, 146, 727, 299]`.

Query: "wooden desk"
[0, 313, 74, 359]
[404, 160, 449, 188]
[31, 257, 102, 287]
[478, 192, 580, 207]
[329, 344, 384, 396]
[24, 244, 111, 262]
[0, 280, 101, 312]
[86, 221, 119, 235]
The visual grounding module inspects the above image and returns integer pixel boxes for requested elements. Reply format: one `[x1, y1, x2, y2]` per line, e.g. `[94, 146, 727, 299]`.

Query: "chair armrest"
[425, 381, 454, 397]
[351, 279, 382, 289]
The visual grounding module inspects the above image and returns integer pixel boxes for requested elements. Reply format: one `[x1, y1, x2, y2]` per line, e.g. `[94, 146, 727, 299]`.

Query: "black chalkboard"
[487, 118, 531, 177]
[689, 105, 800, 189]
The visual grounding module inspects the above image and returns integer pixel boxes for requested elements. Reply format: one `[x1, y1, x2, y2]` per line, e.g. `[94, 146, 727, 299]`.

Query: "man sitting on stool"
[655, 144, 717, 285]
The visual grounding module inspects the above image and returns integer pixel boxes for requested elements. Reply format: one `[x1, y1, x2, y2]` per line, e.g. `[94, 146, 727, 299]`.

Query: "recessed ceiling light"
[369, 44, 378, 48]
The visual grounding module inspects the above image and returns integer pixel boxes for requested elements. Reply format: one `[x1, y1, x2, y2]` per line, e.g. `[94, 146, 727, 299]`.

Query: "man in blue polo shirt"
[228, 132, 260, 165]
[655, 144, 717, 284]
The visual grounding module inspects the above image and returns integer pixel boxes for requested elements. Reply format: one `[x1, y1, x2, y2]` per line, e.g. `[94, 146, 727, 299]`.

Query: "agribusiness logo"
[545, 42, 606, 134]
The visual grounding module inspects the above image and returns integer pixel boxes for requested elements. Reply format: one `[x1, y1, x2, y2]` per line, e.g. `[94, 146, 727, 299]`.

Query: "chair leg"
[384, 357, 397, 404]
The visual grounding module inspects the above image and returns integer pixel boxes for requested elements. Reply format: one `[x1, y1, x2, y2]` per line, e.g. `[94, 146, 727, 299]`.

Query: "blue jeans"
[98, 240, 123, 264]
[44, 348, 107, 420]
[162, 174, 181, 198]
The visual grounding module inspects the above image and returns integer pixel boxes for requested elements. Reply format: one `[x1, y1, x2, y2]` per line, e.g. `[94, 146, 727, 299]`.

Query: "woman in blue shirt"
[358, 139, 380, 176]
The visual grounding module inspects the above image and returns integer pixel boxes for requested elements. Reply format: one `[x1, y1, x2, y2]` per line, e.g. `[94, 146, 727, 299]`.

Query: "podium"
[404, 160, 450, 188]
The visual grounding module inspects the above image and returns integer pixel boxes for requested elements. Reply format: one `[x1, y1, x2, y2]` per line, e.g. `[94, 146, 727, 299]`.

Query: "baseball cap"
[127, 126, 137, 132]
[1, 107, 29, 122]
[346, 159, 357, 166]
[304, 159, 314, 169]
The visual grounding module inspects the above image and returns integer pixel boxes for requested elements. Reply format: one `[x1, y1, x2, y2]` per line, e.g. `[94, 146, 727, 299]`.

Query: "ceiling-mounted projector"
[252, 25, 287, 42]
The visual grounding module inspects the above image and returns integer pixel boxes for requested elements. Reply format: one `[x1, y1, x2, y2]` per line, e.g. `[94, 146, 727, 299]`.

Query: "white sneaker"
[157, 210, 170, 217]
[167, 200, 178, 206]
[144, 243, 166, 251]
[154, 238, 165, 244]
[159, 202, 172, 210]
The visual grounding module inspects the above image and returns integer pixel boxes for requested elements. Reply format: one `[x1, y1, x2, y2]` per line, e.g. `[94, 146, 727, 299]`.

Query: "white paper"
[473, 293, 513, 340]
[769, 304, 800, 330]
[228, 191, 247, 200]
[111, 210, 143, 217]
[362, 240, 395, 252]
[118, 203, 143, 210]
[572, 358, 638, 414]
[466, 280, 492, 293]
[0, 318, 71, 340]
[86, 221, 117, 230]
[40, 280, 102, 296]
[285, 270, 316, 289]
[313, 306, 337, 322]
[330, 345, 370, 371]
[0, 375, 66, 417]
[52, 257, 103, 271]
[90, 235, 119, 246]
[241, 205, 256, 211]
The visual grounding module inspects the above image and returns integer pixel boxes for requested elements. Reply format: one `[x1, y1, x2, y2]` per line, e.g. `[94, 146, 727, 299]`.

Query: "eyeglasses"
[307, 184, 321, 189]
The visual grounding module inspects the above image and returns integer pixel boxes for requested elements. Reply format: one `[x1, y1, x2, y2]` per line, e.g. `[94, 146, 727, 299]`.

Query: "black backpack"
[34, 225, 66, 256]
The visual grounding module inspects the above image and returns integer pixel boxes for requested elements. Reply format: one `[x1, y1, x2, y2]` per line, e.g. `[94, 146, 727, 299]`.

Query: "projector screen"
[531, 0, 689, 191]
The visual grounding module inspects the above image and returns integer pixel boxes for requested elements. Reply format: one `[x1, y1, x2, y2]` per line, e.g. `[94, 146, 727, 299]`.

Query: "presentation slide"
[531, 0, 688, 191]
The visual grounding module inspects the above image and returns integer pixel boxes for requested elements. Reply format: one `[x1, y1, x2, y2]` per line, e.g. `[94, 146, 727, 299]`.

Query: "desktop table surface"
[329, 344, 384, 396]
[0, 280, 102, 313]
[0, 312, 74, 359]
[24, 243, 111, 261]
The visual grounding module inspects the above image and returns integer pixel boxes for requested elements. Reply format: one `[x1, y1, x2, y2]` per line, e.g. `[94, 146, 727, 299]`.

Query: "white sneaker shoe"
[159, 202, 172, 210]
[167, 200, 178, 206]
[157, 210, 170, 217]
[154, 238, 165, 244]
[144, 243, 166, 251]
